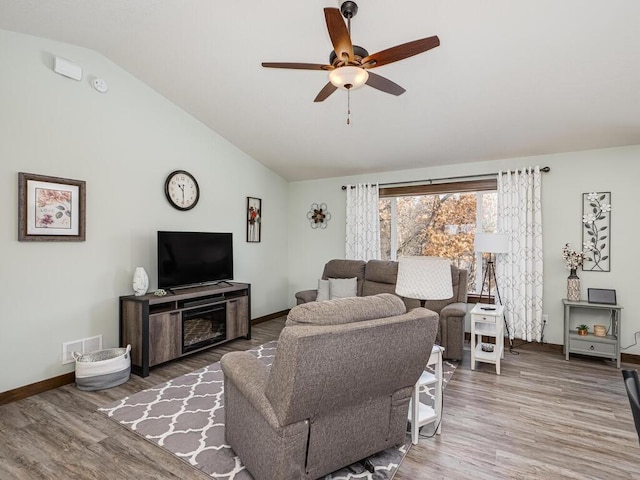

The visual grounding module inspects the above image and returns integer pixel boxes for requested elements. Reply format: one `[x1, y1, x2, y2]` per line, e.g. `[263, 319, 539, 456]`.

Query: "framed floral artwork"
[582, 191, 610, 271]
[247, 197, 261, 243]
[18, 172, 86, 241]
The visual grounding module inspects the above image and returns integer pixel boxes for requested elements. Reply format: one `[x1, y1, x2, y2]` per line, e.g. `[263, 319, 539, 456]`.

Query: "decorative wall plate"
[307, 203, 331, 228]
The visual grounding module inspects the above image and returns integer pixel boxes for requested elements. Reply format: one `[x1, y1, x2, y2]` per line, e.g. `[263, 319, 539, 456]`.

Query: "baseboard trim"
[464, 332, 640, 364]
[3, 317, 634, 406]
[252, 309, 289, 325]
[1, 311, 290, 405]
[622, 353, 640, 365]
[0, 372, 75, 406]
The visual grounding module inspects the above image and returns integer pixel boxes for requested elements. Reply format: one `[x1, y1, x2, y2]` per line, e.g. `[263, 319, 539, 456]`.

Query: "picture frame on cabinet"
[18, 172, 86, 242]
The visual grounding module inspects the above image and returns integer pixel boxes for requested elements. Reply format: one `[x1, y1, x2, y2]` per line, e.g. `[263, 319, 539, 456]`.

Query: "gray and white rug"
[99, 341, 457, 480]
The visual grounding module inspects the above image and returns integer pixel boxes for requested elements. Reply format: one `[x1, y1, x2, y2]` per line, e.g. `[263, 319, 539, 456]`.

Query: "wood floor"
[1, 317, 639, 480]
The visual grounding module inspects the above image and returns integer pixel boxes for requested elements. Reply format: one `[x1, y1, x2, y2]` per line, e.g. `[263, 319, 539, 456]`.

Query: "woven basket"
[73, 345, 131, 391]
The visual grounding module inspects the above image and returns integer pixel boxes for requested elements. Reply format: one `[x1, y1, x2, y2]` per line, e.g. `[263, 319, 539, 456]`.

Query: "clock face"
[165, 170, 200, 210]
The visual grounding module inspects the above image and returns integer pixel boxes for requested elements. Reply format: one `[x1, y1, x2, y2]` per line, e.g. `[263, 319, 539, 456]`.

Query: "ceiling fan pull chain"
[347, 89, 351, 125]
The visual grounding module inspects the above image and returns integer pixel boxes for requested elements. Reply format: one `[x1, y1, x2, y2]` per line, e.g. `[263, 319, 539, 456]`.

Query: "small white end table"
[408, 344, 444, 444]
[470, 303, 505, 375]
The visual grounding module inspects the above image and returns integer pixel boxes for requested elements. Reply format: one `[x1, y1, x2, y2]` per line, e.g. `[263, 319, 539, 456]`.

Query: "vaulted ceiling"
[1, 0, 639, 181]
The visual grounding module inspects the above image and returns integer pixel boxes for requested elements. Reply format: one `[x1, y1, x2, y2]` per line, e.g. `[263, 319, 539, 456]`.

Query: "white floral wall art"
[582, 192, 611, 272]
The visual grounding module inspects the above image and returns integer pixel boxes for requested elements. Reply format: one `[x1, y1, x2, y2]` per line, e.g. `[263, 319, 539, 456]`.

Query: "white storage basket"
[73, 345, 131, 391]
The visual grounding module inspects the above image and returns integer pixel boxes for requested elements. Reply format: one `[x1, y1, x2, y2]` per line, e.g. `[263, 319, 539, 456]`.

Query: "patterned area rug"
[99, 342, 457, 480]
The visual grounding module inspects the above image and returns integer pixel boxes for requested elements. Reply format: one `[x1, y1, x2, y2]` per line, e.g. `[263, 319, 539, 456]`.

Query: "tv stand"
[119, 282, 251, 377]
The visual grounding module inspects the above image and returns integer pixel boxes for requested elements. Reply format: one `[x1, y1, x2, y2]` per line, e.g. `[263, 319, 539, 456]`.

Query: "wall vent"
[62, 335, 103, 365]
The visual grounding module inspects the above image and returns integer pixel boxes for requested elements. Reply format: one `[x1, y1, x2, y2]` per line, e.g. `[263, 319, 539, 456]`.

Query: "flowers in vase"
[562, 243, 587, 271]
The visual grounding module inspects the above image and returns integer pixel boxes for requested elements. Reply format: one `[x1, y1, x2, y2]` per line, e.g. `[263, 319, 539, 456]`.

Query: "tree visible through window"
[379, 180, 497, 295]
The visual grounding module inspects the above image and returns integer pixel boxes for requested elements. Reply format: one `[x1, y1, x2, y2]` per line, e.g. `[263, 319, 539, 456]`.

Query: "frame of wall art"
[247, 196, 261, 243]
[582, 191, 611, 272]
[18, 172, 86, 242]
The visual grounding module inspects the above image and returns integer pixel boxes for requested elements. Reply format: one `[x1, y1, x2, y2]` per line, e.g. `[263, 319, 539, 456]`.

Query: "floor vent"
[62, 335, 103, 365]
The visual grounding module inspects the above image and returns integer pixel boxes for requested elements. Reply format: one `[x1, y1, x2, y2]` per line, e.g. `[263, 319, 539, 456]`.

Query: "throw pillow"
[316, 279, 330, 302]
[329, 277, 357, 299]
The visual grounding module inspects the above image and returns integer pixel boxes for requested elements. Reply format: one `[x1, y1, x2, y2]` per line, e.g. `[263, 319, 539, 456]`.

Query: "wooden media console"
[119, 282, 251, 377]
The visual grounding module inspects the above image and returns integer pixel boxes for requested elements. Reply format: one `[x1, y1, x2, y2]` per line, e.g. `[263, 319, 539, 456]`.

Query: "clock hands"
[177, 183, 185, 203]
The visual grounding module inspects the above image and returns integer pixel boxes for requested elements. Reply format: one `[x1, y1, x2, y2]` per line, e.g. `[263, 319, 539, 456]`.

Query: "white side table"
[408, 344, 443, 445]
[470, 303, 505, 375]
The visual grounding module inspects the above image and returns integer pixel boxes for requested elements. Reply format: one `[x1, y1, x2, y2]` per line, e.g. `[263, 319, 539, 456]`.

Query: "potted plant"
[577, 324, 589, 336]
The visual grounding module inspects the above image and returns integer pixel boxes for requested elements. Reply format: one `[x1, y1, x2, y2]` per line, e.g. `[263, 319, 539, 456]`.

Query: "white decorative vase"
[133, 267, 149, 297]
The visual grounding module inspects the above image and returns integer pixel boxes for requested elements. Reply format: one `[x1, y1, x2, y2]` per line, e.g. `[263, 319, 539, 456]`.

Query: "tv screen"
[157, 231, 233, 289]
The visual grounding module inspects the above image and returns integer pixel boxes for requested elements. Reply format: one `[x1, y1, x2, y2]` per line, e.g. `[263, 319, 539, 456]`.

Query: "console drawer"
[570, 339, 616, 356]
[471, 313, 497, 323]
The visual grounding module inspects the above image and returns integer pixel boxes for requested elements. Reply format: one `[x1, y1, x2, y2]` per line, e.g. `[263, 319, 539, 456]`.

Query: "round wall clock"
[165, 170, 200, 211]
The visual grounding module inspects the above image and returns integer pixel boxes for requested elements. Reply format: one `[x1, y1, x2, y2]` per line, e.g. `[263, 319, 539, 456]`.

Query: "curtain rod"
[340, 166, 550, 190]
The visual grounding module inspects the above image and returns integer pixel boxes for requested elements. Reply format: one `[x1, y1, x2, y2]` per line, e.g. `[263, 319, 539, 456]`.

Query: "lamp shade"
[329, 66, 369, 90]
[474, 233, 509, 254]
[395, 256, 453, 301]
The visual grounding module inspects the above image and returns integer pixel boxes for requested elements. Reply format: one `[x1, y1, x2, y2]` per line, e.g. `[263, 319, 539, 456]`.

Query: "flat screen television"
[157, 231, 233, 289]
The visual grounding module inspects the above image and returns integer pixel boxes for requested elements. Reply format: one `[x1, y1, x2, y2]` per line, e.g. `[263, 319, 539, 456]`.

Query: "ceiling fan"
[261, 1, 440, 103]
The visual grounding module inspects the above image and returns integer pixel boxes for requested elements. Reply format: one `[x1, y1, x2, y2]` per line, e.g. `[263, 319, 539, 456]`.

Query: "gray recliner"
[221, 294, 439, 480]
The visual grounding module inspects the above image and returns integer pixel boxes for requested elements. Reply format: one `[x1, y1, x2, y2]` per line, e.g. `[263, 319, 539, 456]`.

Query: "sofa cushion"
[286, 293, 406, 326]
[316, 279, 330, 301]
[329, 277, 357, 299]
[362, 260, 399, 297]
[363, 260, 398, 284]
[322, 259, 366, 296]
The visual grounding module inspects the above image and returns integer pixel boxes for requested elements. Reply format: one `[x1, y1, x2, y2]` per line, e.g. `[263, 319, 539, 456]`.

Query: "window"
[379, 180, 497, 295]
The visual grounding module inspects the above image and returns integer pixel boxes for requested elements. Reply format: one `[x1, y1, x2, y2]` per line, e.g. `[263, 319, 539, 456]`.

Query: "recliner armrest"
[220, 352, 281, 429]
[295, 289, 318, 304]
[440, 302, 467, 319]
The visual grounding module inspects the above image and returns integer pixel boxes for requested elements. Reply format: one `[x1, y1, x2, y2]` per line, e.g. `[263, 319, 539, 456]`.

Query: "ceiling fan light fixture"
[329, 66, 369, 90]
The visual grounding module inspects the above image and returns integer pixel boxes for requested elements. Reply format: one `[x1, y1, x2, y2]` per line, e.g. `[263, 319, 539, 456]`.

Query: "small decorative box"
[593, 325, 607, 337]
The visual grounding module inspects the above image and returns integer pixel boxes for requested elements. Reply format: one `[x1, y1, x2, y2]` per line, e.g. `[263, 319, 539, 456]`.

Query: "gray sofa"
[295, 259, 468, 360]
[221, 294, 439, 480]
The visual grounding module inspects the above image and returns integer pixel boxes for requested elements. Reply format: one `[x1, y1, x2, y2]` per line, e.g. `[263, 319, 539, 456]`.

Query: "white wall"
[0, 30, 290, 393]
[287, 146, 640, 355]
[2, 28, 638, 394]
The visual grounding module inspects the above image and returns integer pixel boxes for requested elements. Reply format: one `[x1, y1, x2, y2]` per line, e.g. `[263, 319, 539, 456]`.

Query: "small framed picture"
[247, 197, 261, 243]
[18, 172, 86, 241]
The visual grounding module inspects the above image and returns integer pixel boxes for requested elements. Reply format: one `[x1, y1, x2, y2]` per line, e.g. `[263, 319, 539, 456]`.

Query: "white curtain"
[345, 183, 381, 261]
[496, 167, 544, 342]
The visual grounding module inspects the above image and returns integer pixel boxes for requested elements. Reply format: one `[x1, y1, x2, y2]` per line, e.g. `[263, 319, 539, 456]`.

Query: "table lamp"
[395, 256, 453, 307]
[474, 232, 508, 304]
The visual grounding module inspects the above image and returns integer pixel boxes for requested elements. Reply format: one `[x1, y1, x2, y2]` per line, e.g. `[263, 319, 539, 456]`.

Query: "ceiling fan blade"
[314, 82, 338, 102]
[324, 7, 353, 63]
[262, 62, 332, 71]
[365, 72, 406, 96]
[362, 35, 440, 69]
